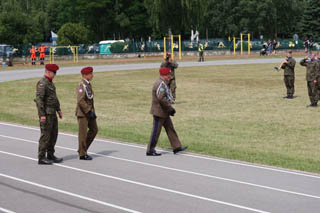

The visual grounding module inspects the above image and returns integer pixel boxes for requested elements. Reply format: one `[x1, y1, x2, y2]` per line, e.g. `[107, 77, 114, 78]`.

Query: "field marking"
[1, 122, 320, 179]
[0, 207, 16, 213]
[0, 150, 270, 213]
[0, 173, 141, 213]
[1, 134, 320, 200]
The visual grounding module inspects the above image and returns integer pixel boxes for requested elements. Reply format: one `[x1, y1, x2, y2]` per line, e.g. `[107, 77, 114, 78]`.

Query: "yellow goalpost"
[49, 46, 80, 64]
[163, 35, 181, 60]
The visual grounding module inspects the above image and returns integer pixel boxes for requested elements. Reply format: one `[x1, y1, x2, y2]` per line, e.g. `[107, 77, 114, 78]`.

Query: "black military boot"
[173, 146, 188, 154]
[47, 153, 63, 163]
[38, 158, 53, 165]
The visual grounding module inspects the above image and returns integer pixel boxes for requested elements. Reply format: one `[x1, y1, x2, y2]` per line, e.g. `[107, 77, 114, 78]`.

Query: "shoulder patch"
[159, 87, 165, 92]
[39, 83, 44, 88]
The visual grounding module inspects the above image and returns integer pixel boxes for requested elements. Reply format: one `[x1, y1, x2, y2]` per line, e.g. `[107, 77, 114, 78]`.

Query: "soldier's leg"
[170, 79, 176, 100]
[147, 116, 165, 153]
[47, 115, 58, 155]
[38, 117, 53, 159]
[287, 76, 295, 97]
[77, 117, 89, 156]
[163, 117, 182, 149]
[291, 76, 295, 96]
[86, 118, 98, 152]
[284, 76, 290, 96]
[308, 81, 317, 104]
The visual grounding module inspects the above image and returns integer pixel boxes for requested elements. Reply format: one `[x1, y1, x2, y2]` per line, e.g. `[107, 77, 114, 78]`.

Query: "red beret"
[45, 64, 59, 72]
[159, 67, 171, 75]
[81, 66, 93, 75]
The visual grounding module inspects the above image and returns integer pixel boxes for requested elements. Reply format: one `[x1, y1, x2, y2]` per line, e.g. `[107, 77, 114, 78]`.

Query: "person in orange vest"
[30, 46, 37, 65]
[38, 44, 49, 65]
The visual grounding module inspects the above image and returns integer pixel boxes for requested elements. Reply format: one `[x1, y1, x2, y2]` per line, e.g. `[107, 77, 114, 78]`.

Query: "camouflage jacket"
[35, 76, 61, 117]
[281, 57, 296, 76]
[300, 59, 318, 81]
[160, 61, 178, 80]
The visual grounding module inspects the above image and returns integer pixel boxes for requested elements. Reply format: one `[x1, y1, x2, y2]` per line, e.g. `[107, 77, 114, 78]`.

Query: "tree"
[57, 23, 90, 45]
[0, 0, 30, 45]
[300, 0, 320, 39]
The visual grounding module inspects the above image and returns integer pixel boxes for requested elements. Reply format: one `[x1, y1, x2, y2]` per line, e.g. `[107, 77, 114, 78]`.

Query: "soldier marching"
[34, 64, 63, 165]
[160, 53, 179, 101]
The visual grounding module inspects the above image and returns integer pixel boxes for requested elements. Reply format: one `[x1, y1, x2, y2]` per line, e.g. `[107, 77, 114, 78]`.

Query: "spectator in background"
[267, 40, 272, 56]
[272, 39, 278, 55]
[304, 36, 309, 54]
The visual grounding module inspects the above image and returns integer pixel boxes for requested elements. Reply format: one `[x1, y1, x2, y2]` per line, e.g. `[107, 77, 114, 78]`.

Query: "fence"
[0, 39, 315, 58]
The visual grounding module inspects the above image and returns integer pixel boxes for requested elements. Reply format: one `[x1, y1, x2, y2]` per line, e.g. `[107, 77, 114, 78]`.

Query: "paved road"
[0, 58, 289, 82]
[0, 122, 319, 213]
[1, 58, 319, 213]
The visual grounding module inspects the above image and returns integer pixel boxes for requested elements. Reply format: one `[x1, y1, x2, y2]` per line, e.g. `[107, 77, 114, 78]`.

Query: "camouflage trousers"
[307, 81, 318, 105]
[38, 114, 58, 159]
[284, 75, 295, 96]
[169, 78, 176, 99]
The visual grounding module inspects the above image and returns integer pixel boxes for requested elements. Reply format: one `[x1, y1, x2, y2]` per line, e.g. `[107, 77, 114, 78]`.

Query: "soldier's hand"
[40, 116, 46, 123]
[314, 80, 317, 84]
[89, 111, 97, 119]
[58, 111, 63, 119]
[305, 56, 309, 60]
[169, 108, 176, 116]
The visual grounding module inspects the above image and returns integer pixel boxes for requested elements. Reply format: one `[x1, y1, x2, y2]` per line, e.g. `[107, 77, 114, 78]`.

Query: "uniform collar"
[44, 75, 53, 82]
[82, 78, 90, 84]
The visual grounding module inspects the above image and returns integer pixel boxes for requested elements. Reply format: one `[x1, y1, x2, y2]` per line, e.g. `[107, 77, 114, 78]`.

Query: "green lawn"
[1, 63, 319, 173]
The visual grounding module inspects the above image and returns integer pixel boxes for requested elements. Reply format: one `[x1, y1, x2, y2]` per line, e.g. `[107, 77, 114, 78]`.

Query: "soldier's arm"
[171, 61, 178, 69]
[35, 82, 46, 117]
[77, 84, 91, 114]
[286, 59, 296, 69]
[56, 98, 61, 112]
[300, 59, 307, 66]
[157, 84, 174, 111]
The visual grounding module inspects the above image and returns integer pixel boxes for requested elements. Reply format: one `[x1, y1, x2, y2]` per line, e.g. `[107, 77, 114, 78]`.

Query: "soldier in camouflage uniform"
[160, 53, 178, 100]
[146, 67, 188, 156]
[34, 64, 63, 165]
[315, 52, 320, 101]
[300, 54, 318, 107]
[280, 51, 296, 99]
[75, 67, 98, 160]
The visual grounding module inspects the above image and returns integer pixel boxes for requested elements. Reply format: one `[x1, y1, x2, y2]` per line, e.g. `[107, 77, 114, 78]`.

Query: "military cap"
[81, 66, 93, 75]
[45, 64, 59, 73]
[159, 67, 171, 75]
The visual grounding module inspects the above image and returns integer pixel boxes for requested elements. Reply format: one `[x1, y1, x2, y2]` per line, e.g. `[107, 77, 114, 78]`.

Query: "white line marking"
[1, 122, 319, 179]
[1, 134, 320, 200]
[0, 207, 16, 213]
[0, 150, 269, 213]
[0, 172, 141, 213]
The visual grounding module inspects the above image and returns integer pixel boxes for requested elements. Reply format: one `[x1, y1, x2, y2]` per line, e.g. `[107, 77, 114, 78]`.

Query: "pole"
[179, 35, 181, 60]
[163, 37, 166, 58]
[233, 37, 236, 56]
[240, 33, 243, 56]
[171, 35, 174, 59]
[248, 33, 251, 55]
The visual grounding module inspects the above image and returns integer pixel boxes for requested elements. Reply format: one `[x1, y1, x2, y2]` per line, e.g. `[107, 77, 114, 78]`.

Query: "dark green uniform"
[300, 59, 318, 106]
[160, 60, 178, 100]
[281, 57, 296, 98]
[34, 76, 61, 160]
[316, 59, 320, 100]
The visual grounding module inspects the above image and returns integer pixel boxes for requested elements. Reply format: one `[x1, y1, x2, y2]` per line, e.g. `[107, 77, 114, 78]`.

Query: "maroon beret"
[159, 67, 171, 75]
[81, 66, 93, 75]
[45, 64, 59, 72]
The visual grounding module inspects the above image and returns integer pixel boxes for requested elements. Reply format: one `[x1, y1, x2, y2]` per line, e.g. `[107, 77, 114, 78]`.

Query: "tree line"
[0, 0, 317, 45]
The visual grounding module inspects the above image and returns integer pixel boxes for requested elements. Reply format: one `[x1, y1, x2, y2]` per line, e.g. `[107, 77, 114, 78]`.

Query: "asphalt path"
[1, 58, 319, 213]
[0, 58, 291, 82]
[0, 122, 320, 213]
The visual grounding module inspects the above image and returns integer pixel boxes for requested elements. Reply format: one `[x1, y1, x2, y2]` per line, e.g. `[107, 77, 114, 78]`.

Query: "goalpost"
[49, 46, 80, 64]
[163, 35, 181, 60]
[233, 33, 251, 56]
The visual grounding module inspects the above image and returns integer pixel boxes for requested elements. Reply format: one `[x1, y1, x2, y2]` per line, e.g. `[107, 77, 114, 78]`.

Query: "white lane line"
[0, 207, 16, 213]
[0, 173, 141, 213]
[0, 150, 269, 213]
[1, 122, 320, 179]
[1, 134, 320, 200]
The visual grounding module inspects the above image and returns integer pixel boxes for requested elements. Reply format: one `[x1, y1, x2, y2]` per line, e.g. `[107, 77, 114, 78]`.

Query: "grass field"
[0, 63, 319, 173]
